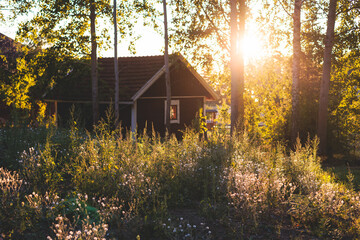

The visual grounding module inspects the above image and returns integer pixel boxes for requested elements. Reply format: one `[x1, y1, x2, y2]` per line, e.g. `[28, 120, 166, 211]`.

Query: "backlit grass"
[1, 121, 360, 239]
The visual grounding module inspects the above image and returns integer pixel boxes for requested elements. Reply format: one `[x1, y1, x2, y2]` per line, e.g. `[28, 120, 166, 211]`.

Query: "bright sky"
[0, 2, 266, 62]
[0, 1, 166, 57]
[0, 19, 165, 57]
[105, 22, 164, 57]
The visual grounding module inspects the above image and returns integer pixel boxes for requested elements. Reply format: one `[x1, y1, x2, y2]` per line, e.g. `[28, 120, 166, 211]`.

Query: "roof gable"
[47, 54, 219, 102]
[138, 58, 218, 100]
[131, 54, 219, 101]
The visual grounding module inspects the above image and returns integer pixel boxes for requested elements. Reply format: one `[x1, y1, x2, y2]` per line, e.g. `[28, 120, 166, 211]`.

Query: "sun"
[241, 32, 266, 62]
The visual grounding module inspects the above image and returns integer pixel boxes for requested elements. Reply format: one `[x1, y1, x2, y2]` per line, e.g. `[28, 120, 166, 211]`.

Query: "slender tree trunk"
[291, 0, 302, 144]
[163, 0, 171, 134]
[317, 0, 337, 154]
[90, 0, 99, 124]
[238, 0, 245, 128]
[230, 0, 245, 134]
[230, 0, 238, 134]
[114, 0, 119, 124]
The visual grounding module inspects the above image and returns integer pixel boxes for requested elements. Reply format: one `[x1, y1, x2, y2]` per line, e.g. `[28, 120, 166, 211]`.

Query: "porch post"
[131, 100, 137, 135]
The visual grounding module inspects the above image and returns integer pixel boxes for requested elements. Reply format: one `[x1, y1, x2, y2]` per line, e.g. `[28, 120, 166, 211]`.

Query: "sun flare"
[241, 33, 266, 62]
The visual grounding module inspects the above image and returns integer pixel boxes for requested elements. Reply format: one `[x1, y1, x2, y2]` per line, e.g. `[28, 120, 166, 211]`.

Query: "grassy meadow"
[1, 119, 360, 239]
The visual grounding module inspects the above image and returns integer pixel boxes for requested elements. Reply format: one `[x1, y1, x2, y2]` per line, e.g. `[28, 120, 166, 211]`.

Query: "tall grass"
[1, 120, 360, 239]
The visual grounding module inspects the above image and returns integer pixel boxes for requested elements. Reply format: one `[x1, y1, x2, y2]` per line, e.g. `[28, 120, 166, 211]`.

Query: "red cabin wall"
[137, 97, 204, 138]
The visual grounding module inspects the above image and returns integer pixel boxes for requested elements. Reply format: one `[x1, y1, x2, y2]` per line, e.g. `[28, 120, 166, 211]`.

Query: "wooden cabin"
[45, 54, 219, 137]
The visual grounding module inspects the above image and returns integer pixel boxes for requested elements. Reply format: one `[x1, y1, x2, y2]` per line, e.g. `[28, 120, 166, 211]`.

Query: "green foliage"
[0, 57, 35, 110]
[245, 57, 292, 144]
[2, 121, 360, 238]
[56, 196, 100, 225]
[330, 51, 360, 154]
[10, 0, 159, 57]
[170, 0, 230, 70]
[213, 101, 230, 128]
[191, 108, 207, 135]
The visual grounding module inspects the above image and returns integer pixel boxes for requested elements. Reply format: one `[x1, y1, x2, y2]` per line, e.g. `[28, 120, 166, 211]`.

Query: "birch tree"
[114, 0, 119, 123]
[317, 0, 338, 154]
[290, 0, 303, 144]
[163, 0, 171, 133]
[230, 0, 246, 132]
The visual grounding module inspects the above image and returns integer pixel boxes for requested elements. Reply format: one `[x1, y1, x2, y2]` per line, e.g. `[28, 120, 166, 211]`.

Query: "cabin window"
[170, 105, 177, 120]
[164, 100, 180, 124]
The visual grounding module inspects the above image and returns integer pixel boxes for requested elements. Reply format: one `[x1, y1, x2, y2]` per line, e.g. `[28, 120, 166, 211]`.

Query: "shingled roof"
[99, 55, 165, 101]
[47, 54, 218, 102]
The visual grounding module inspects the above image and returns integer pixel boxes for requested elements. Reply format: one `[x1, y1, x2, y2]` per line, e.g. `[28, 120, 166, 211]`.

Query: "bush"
[1, 123, 360, 239]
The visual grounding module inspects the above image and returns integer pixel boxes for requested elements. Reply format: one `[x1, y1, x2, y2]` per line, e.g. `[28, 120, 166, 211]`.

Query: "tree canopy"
[1, 0, 360, 155]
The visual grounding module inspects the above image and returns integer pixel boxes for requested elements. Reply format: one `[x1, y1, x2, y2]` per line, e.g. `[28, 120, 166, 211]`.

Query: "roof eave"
[131, 65, 167, 101]
[177, 55, 220, 101]
[131, 54, 220, 101]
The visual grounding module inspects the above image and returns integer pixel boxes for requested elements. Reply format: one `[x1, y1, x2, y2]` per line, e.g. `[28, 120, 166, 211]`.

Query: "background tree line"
[1, 0, 360, 157]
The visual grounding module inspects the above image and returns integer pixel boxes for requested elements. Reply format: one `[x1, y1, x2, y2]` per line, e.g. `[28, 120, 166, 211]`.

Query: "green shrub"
[2, 122, 360, 239]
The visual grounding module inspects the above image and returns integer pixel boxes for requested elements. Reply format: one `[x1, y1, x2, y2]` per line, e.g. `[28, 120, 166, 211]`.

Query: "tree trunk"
[291, 0, 302, 145]
[90, 0, 99, 125]
[163, 0, 171, 134]
[230, 0, 245, 134]
[317, 0, 337, 154]
[114, 0, 119, 124]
